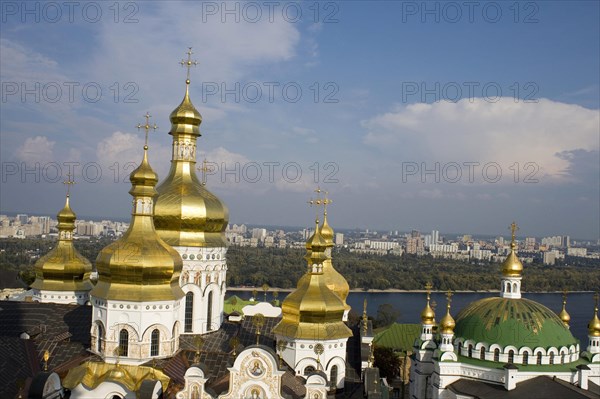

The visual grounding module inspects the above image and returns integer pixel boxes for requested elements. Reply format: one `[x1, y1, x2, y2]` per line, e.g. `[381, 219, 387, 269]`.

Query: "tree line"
[1, 238, 598, 291]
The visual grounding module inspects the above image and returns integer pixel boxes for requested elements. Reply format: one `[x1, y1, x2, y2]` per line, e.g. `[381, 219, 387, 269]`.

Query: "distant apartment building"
[335, 233, 344, 246]
[366, 240, 399, 251]
[543, 250, 562, 265]
[567, 247, 587, 257]
[406, 236, 424, 255]
[251, 228, 267, 240]
[541, 235, 563, 247]
[524, 237, 536, 251]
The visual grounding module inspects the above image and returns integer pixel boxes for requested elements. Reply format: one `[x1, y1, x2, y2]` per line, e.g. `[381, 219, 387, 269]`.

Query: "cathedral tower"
[90, 115, 184, 365]
[153, 48, 229, 335]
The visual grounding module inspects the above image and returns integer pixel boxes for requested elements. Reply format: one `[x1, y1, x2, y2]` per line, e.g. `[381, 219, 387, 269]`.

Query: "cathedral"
[0, 49, 598, 399]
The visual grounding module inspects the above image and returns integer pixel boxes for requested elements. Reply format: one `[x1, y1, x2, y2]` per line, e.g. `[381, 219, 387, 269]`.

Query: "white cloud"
[362, 98, 599, 182]
[17, 136, 55, 164]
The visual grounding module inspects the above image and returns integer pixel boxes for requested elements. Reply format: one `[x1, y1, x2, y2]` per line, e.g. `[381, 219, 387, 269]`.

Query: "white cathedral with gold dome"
[3, 49, 599, 399]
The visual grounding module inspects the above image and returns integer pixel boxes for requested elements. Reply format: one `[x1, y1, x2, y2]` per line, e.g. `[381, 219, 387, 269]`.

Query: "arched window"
[151, 329, 160, 357]
[304, 366, 316, 376]
[97, 324, 103, 352]
[549, 353, 555, 365]
[330, 365, 338, 389]
[191, 385, 199, 399]
[185, 292, 194, 333]
[507, 283, 512, 293]
[522, 352, 528, 365]
[561, 353, 565, 364]
[458, 342, 462, 355]
[493, 348, 500, 362]
[119, 329, 129, 357]
[508, 350, 514, 364]
[513, 282, 517, 292]
[537, 352, 542, 365]
[468, 345, 473, 358]
[480, 347, 485, 360]
[206, 291, 213, 331]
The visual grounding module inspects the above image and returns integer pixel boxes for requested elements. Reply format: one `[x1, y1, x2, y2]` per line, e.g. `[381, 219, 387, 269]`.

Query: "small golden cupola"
[500, 222, 524, 299]
[588, 294, 600, 338]
[31, 182, 93, 304]
[439, 291, 456, 335]
[421, 282, 436, 325]
[502, 222, 523, 278]
[273, 219, 352, 341]
[154, 48, 228, 248]
[92, 121, 184, 302]
[438, 291, 456, 353]
[419, 283, 436, 341]
[558, 291, 571, 328]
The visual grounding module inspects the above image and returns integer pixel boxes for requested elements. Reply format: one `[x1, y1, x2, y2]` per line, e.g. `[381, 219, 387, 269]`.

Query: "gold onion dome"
[502, 226, 523, 277]
[154, 66, 228, 248]
[558, 294, 571, 327]
[273, 220, 352, 341]
[31, 195, 93, 292]
[421, 288, 436, 325]
[440, 297, 455, 334]
[92, 146, 184, 302]
[589, 303, 600, 337]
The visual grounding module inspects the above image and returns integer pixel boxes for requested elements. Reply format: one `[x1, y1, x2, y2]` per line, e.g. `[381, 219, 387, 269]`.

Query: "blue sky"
[1, 1, 599, 239]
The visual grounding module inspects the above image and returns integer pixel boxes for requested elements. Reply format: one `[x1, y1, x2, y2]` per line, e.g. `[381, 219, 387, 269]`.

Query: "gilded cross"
[137, 112, 158, 147]
[509, 221, 519, 244]
[446, 290, 453, 310]
[181, 47, 198, 84]
[63, 172, 75, 196]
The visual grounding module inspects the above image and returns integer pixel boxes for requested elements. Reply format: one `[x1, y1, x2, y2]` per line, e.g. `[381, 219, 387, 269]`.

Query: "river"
[226, 290, 597, 346]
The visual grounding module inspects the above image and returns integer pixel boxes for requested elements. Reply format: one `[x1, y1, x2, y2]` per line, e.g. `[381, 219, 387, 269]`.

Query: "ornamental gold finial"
[194, 336, 203, 363]
[509, 221, 519, 249]
[137, 112, 158, 149]
[181, 47, 198, 85]
[425, 282, 433, 301]
[363, 298, 368, 319]
[446, 290, 453, 310]
[595, 292, 599, 312]
[63, 172, 75, 197]
[199, 158, 214, 186]
[43, 350, 49, 371]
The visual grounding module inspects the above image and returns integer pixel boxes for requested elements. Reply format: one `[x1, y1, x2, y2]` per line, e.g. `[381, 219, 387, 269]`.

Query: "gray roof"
[448, 376, 600, 399]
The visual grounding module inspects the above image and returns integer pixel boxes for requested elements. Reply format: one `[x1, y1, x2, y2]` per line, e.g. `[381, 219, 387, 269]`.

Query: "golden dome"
[501, 242, 523, 277]
[31, 195, 93, 293]
[92, 147, 184, 302]
[273, 220, 352, 341]
[558, 294, 570, 327]
[421, 302, 435, 325]
[154, 79, 228, 248]
[170, 84, 202, 134]
[589, 304, 600, 337]
[420, 287, 435, 325]
[440, 295, 455, 334]
[56, 196, 76, 229]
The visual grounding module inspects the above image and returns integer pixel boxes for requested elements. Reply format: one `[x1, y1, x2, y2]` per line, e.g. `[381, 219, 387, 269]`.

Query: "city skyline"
[1, 1, 599, 239]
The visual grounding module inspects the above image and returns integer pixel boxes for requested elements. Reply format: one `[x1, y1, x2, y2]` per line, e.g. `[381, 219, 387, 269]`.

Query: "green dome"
[454, 297, 578, 349]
